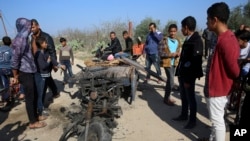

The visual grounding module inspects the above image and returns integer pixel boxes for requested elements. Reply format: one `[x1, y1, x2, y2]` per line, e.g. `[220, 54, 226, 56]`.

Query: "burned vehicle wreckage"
[59, 60, 138, 141]
[59, 47, 166, 141]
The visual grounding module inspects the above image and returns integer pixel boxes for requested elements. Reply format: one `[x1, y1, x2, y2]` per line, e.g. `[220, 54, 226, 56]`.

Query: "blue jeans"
[60, 60, 73, 82]
[114, 52, 130, 59]
[164, 66, 175, 101]
[19, 84, 25, 94]
[0, 68, 12, 100]
[145, 54, 161, 79]
[34, 73, 46, 115]
[178, 76, 197, 122]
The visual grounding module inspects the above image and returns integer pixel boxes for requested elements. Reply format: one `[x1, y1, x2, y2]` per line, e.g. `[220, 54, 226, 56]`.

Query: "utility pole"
[0, 11, 8, 36]
[128, 21, 132, 38]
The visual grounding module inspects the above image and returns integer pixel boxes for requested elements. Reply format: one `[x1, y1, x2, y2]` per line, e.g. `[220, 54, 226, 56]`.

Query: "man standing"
[159, 24, 182, 106]
[144, 22, 163, 84]
[12, 18, 46, 129]
[204, 2, 240, 141]
[31, 19, 60, 100]
[0, 36, 13, 110]
[114, 30, 133, 58]
[202, 28, 213, 59]
[173, 16, 203, 129]
[59, 37, 74, 84]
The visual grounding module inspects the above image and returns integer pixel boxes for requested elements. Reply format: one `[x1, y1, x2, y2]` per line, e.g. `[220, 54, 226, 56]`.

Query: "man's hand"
[12, 69, 19, 85]
[12, 76, 19, 85]
[61, 65, 66, 71]
[53, 66, 58, 72]
[170, 53, 177, 58]
[176, 52, 181, 57]
[71, 61, 74, 65]
[152, 28, 156, 33]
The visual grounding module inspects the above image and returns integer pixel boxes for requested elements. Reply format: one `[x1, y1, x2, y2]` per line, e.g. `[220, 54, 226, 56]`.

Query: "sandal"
[29, 121, 47, 129]
[38, 115, 48, 121]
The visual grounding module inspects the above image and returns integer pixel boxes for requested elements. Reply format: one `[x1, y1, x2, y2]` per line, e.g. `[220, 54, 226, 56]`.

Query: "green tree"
[243, 1, 250, 25]
[228, 1, 250, 31]
[228, 6, 244, 30]
[134, 17, 160, 42]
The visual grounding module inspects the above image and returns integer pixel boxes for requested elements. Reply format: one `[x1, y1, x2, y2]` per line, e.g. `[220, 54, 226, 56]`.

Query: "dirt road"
[0, 57, 231, 141]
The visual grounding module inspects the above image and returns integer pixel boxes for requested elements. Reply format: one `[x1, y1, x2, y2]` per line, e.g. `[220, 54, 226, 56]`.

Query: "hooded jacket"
[11, 18, 36, 73]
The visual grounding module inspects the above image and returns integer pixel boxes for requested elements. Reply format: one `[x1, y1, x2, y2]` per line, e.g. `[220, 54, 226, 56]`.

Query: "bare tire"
[59, 121, 83, 141]
[78, 122, 112, 141]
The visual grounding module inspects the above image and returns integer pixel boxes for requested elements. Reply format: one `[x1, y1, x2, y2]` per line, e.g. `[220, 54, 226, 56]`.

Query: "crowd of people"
[0, 19, 74, 129]
[1, 1, 250, 141]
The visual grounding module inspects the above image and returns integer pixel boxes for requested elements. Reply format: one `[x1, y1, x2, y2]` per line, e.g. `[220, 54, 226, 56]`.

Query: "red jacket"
[208, 30, 240, 97]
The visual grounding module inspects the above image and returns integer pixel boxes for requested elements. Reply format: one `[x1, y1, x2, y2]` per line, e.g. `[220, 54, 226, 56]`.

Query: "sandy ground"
[0, 56, 233, 141]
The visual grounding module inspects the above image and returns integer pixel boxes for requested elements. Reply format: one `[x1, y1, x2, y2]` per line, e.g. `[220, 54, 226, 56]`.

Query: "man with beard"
[31, 19, 60, 107]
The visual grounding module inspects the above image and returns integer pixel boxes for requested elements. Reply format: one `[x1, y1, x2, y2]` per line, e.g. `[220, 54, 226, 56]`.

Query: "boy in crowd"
[173, 16, 203, 129]
[59, 37, 74, 84]
[204, 2, 240, 141]
[34, 36, 65, 121]
[159, 24, 181, 106]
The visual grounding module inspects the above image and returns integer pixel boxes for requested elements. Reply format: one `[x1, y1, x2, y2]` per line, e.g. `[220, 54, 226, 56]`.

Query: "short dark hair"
[181, 16, 196, 31]
[149, 22, 157, 28]
[235, 29, 250, 41]
[122, 30, 128, 35]
[207, 2, 230, 24]
[168, 24, 178, 31]
[2, 36, 11, 46]
[31, 19, 39, 25]
[110, 31, 116, 35]
[36, 36, 46, 49]
[59, 37, 66, 42]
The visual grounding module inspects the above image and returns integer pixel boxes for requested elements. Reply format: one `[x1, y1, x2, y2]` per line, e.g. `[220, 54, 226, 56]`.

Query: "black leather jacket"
[107, 37, 122, 55]
[39, 30, 57, 60]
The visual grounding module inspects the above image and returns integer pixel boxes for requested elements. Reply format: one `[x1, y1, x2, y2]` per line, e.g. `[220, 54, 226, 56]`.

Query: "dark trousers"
[239, 93, 250, 127]
[47, 75, 58, 96]
[204, 41, 211, 57]
[178, 76, 197, 122]
[164, 66, 175, 101]
[19, 71, 38, 123]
